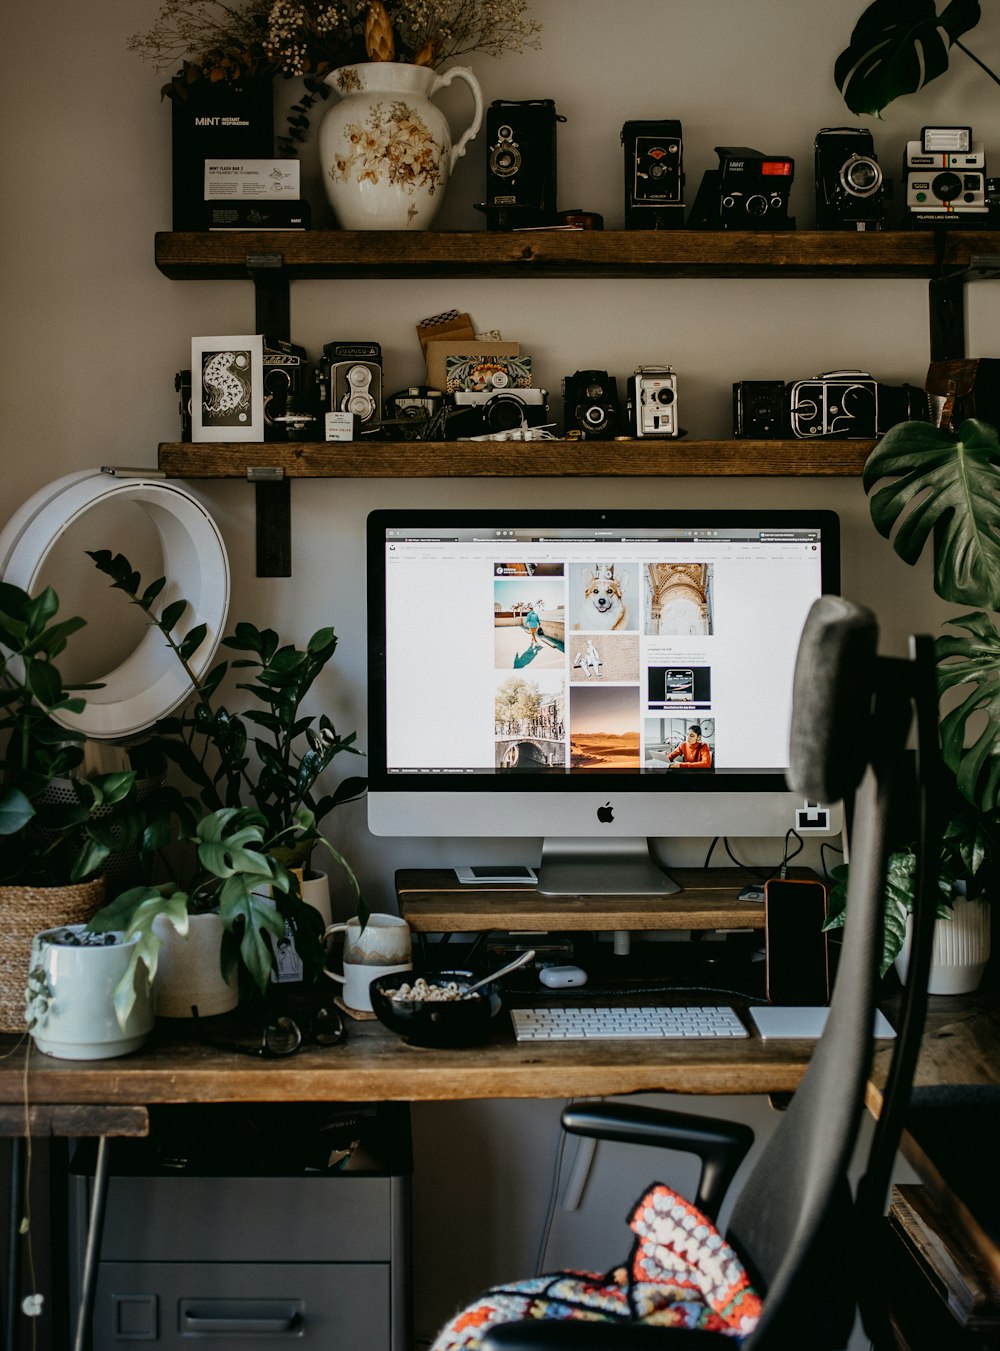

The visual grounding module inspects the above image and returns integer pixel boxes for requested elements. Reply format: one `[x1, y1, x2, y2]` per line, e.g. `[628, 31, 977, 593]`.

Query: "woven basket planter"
[0, 877, 106, 1033]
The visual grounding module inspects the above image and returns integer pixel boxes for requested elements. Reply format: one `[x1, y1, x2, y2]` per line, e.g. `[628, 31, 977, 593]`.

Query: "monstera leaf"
[863, 419, 1000, 609]
[938, 611, 1000, 814]
[835, 0, 982, 115]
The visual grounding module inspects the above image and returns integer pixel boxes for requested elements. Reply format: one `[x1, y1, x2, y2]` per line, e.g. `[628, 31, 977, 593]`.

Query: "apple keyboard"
[510, 1004, 748, 1041]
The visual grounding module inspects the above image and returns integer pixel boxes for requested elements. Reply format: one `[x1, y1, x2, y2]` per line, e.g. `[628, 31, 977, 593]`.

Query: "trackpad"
[750, 1006, 896, 1039]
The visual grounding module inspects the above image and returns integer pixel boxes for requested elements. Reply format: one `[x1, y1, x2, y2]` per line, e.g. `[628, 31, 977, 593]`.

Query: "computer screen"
[367, 508, 841, 895]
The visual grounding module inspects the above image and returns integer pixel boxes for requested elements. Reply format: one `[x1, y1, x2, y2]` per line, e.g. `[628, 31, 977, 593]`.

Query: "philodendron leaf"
[937, 611, 1000, 813]
[864, 418, 1000, 608]
[834, 0, 981, 115]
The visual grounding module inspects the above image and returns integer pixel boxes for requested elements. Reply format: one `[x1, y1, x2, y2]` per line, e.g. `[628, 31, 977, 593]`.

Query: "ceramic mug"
[323, 913, 412, 1012]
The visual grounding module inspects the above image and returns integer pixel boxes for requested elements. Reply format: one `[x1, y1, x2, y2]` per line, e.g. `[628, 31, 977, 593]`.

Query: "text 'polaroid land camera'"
[814, 127, 887, 230]
[476, 99, 563, 230]
[690, 146, 795, 230]
[563, 371, 622, 438]
[622, 120, 685, 229]
[905, 126, 988, 226]
[627, 367, 679, 437]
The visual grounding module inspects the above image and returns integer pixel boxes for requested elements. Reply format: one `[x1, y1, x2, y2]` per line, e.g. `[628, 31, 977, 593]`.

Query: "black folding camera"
[622, 120, 684, 229]
[263, 336, 314, 441]
[814, 127, 887, 231]
[733, 380, 787, 438]
[476, 99, 563, 230]
[320, 341, 382, 436]
[788, 371, 927, 439]
[689, 146, 795, 230]
[562, 370, 622, 438]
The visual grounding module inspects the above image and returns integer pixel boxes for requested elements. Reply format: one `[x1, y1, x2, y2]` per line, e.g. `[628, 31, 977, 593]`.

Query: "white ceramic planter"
[26, 925, 153, 1060]
[152, 911, 238, 1018]
[895, 894, 992, 995]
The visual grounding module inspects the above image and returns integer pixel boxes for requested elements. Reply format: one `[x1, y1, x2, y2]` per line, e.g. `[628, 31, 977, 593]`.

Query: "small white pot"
[152, 912, 238, 1019]
[26, 925, 153, 1060]
[895, 894, 992, 995]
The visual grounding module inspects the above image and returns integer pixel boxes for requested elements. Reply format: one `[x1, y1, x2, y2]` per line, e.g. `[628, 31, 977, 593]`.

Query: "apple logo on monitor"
[597, 802, 614, 824]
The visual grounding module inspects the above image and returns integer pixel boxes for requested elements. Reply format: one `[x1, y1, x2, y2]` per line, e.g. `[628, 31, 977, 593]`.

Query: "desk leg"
[71, 1137, 110, 1351]
[4, 1138, 23, 1351]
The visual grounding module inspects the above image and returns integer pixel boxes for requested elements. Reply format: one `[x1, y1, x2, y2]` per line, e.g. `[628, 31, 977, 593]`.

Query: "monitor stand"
[536, 837, 681, 897]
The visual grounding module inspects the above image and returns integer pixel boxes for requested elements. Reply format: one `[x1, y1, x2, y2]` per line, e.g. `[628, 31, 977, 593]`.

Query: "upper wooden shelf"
[158, 438, 873, 478]
[155, 229, 1000, 281]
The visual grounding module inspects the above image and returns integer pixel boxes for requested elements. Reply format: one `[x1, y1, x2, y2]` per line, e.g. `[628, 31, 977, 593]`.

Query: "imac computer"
[367, 508, 841, 896]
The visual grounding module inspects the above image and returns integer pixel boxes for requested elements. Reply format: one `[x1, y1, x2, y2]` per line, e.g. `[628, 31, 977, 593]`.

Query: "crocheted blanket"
[431, 1182, 762, 1349]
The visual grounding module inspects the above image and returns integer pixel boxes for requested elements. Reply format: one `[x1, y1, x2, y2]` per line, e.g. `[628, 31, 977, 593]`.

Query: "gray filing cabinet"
[68, 1104, 411, 1348]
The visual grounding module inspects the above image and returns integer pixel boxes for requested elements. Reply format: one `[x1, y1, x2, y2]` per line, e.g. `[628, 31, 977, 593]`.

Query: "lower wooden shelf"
[158, 439, 873, 478]
[395, 866, 784, 933]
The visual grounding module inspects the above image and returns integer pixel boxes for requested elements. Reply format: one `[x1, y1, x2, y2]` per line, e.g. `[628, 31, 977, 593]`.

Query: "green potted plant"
[83, 549, 367, 1014]
[834, 0, 999, 117]
[0, 579, 166, 1031]
[825, 416, 1000, 988]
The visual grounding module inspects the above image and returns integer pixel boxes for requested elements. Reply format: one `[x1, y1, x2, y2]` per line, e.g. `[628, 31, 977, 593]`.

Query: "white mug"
[323, 913, 412, 1012]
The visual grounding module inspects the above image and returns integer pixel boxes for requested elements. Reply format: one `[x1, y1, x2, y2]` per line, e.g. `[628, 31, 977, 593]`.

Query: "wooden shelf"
[158, 438, 873, 478]
[395, 866, 794, 932]
[155, 229, 1000, 280]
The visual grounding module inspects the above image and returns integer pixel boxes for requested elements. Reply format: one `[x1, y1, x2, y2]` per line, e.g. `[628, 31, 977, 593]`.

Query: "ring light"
[0, 471, 230, 739]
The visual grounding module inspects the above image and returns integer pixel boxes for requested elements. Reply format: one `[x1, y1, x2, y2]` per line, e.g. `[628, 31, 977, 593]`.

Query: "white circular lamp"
[0, 471, 230, 739]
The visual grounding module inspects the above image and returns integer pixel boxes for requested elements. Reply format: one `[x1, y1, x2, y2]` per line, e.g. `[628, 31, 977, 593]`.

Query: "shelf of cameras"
[168, 334, 918, 478]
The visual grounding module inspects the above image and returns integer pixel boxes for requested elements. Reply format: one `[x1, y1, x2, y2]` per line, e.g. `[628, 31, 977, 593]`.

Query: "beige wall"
[5, 0, 1000, 901]
[1, 1, 993, 1339]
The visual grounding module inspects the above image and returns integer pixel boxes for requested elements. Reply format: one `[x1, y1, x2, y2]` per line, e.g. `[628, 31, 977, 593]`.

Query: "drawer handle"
[179, 1299, 303, 1335]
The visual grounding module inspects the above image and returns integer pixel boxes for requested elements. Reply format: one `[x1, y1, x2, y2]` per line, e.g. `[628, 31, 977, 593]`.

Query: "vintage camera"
[321, 341, 382, 436]
[627, 367, 678, 437]
[383, 385, 446, 439]
[689, 146, 795, 230]
[263, 336, 312, 441]
[476, 99, 563, 230]
[733, 380, 787, 438]
[175, 369, 192, 441]
[905, 126, 988, 225]
[788, 371, 927, 439]
[622, 120, 684, 229]
[447, 388, 549, 439]
[563, 370, 622, 438]
[814, 127, 887, 231]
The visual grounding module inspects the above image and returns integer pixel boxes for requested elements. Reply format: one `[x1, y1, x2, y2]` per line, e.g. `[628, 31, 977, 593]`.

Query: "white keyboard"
[510, 1004, 748, 1041]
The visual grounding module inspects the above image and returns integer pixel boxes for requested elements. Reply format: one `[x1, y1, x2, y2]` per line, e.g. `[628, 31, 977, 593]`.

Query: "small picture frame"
[192, 335, 264, 441]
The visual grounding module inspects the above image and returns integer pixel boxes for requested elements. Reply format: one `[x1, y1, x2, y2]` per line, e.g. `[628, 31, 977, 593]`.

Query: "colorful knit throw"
[431, 1182, 762, 1349]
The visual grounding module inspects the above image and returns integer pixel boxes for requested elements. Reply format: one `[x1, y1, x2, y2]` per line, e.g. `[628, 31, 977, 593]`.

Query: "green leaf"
[178, 623, 208, 663]
[160, 599, 188, 634]
[834, 0, 981, 116]
[864, 419, 1000, 608]
[24, 658, 61, 707]
[0, 788, 34, 837]
[937, 612, 1000, 812]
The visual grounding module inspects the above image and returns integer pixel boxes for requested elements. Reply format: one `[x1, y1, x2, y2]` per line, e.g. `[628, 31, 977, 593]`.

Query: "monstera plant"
[824, 416, 1000, 972]
[835, 0, 999, 116]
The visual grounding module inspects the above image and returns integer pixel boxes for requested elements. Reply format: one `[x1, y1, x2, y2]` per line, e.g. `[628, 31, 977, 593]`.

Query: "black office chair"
[462, 596, 942, 1351]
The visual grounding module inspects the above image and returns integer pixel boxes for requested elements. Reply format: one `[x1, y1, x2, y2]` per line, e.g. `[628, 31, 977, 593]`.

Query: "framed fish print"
[192, 335, 265, 441]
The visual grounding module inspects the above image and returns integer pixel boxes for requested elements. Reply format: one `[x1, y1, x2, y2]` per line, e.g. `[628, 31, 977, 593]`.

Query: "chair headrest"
[788, 596, 879, 804]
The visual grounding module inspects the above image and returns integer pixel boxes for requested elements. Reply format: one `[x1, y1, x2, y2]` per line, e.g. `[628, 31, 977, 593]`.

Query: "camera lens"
[931, 171, 963, 202]
[840, 155, 883, 198]
[745, 194, 768, 216]
[485, 394, 526, 432]
[655, 386, 675, 406]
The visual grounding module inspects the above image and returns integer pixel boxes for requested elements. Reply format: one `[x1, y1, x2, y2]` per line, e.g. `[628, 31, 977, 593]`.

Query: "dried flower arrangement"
[132, 1, 539, 153]
[132, 0, 541, 133]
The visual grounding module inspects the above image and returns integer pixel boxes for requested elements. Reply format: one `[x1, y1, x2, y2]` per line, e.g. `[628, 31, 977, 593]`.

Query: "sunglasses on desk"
[192, 1004, 346, 1057]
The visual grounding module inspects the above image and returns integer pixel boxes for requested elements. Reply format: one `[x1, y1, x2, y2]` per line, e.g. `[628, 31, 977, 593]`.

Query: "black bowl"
[369, 969, 502, 1047]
